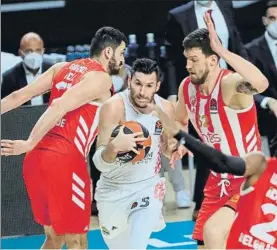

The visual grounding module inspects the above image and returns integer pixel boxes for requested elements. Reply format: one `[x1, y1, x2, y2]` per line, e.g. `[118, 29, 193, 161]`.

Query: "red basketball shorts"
[192, 173, 244, 241]
[23, 149, 91, 235]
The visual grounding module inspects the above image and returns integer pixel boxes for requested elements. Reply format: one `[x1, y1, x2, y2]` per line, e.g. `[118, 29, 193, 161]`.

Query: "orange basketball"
[111, 121, 152, 164]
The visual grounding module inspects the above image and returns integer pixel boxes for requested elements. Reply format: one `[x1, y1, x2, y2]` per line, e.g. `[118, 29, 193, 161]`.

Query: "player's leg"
[103, 227, 131, 249]
[203, 206, 235, 249]
[41, 225, 64, 249]
[192, 182, 229, 248]
[203, 192, 240, 249]
[128, 206, 161, 249]
[46, 154, 91, 249]
[23, 151, 63, 249]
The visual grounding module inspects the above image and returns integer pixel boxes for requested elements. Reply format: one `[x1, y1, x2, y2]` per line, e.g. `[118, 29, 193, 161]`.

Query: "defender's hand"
[1, 139, 33, 156]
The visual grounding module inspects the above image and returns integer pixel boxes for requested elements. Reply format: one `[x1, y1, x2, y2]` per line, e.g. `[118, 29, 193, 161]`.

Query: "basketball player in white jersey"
[92, 58, 175, 249]
[172, 12, 269, 248]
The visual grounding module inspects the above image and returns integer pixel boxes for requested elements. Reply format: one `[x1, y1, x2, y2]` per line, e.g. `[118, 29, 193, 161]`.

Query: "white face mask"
[196, 0, 211, 6]
[23, 52, 43, 70]
[266, 21, 277, 40]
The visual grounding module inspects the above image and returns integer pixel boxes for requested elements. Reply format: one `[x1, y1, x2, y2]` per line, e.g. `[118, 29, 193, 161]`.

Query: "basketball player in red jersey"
[173, 12, 269, 248]
[153, 104, 277, 250]
[0, 27, 133, 249]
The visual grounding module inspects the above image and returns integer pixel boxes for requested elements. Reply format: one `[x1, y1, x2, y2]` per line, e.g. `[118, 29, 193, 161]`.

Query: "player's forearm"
[218, 48, 268, 93]
[92, 144, 117, 172]
[101, 142, 118, 163]
[174, 130, 246, 176]
[1, 91, 28, 114]
[27, 103, 66, 149]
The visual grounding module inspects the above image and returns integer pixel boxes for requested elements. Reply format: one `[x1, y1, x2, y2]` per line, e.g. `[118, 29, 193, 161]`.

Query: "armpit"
[236, 82, 258, 95]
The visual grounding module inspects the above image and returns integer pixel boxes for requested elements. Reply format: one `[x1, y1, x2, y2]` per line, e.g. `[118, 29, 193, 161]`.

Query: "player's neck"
[91, 56, 108, 72]
[198, 67, 221, 95]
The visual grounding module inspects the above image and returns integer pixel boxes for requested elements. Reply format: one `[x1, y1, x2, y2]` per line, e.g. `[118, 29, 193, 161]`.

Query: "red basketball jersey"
[226, 158, 277, 249]
[183, 69, 261, 179]
[35, 58, 112, 158]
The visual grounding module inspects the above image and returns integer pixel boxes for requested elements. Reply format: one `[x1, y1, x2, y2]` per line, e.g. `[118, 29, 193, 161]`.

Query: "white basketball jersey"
[100, 89, 164, 184]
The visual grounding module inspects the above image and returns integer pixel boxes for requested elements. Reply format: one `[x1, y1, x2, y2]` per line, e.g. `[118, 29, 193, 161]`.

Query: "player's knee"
[203, 217, 222, 240]
[64, 234, 81, 249]
[80, 233, 88, 249]
[44, 226, 64, 248]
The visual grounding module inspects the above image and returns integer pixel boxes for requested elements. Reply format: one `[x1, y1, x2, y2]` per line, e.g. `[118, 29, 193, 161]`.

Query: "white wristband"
[92, 145, 116, 172]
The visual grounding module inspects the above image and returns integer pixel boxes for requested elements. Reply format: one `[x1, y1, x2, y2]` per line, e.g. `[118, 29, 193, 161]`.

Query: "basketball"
[111, 121, 152, 164]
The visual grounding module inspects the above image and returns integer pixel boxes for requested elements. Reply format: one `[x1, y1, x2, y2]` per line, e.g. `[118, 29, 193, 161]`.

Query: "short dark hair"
[90, 27, 127, 57]
[265, 0, 277, 14]
[183, 28, 220, 59]
[131, 58, 161, 82]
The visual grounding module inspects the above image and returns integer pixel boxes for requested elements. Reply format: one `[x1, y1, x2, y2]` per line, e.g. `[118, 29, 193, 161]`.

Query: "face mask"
[196, 0, 211, 6]
[266, 21, 277, 39]
[23, 52, 43, 70]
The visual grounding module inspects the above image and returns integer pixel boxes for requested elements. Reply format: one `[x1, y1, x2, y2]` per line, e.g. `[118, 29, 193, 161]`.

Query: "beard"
[190, 68, 209, 86]
[108, 56, 122, 75]
[129, 87, 155, 109]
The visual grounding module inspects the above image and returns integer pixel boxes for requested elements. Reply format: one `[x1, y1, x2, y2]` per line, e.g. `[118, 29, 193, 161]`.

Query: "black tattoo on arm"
[236, 82, 258, 95]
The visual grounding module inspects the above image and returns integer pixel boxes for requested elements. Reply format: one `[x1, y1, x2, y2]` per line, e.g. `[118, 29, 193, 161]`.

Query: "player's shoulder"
[179, 76, 190, 89]
[100, 93, 124, 112]
[84, 69, 110, 79]
[159, 96, 174, 113]
[221, 69, 237, 84]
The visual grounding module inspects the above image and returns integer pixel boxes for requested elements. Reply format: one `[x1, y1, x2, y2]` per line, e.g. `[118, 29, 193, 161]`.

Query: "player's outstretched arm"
[204, 12, 268, 96]
[1, 71, 112, 156]
[154, 104, 247, 176]
[1, 62, 67, 115]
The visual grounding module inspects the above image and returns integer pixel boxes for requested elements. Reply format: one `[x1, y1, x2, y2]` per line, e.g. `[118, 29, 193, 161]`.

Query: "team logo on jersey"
[154, 120, 163, 135]
[131, 202, 138, 209]
[190, 96, 197, 113]
[198, 114, 209, 128]
[229, 194, 240, 204]
[55, 81, 72, 91]
[210, 98, 218, 114]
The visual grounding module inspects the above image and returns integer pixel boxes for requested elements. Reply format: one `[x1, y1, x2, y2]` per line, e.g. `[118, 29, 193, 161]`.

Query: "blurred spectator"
[1, 32, 52, 105]
[245, 0, 277, 156]
[164, 0, 249, 220]
[160, 156, 191, 208]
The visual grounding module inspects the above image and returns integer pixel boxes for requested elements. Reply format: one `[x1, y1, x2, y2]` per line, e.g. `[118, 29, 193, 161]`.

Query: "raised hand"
[203, 11, 224, 55]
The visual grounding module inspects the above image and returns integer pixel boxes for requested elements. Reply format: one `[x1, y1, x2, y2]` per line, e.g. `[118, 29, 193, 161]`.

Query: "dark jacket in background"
[1, 61, 52, 105]
[163, 0, 248, 98]
[245, 35, 277, 154]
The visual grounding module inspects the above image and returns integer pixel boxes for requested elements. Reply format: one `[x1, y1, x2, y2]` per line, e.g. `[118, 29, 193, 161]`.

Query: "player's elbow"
[256, 77, 269, 94]
[49, 99, 68, 118]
